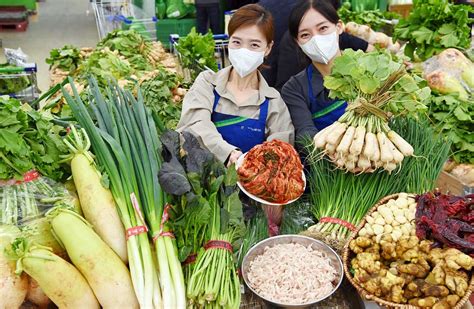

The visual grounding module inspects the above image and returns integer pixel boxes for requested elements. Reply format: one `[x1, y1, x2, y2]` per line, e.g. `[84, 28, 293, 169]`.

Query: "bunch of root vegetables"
[314, 112, 413, 173]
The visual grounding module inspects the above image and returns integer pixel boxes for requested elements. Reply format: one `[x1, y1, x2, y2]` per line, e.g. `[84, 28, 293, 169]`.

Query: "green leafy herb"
[0, 96, 68, 180]
[175, 28, 218, 80]
[427, 93, 473, 164]
[324, 49, 430, 116]
[46, 45, 82, 73]
[138, 68, 187, 129]
[338, 2, 400, 32]
[393, 0, 474, 61]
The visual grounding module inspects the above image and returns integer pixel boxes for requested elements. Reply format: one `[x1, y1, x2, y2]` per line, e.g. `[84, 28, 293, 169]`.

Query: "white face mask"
[228, 48, 265, 78]
[299, 31, 339, 64]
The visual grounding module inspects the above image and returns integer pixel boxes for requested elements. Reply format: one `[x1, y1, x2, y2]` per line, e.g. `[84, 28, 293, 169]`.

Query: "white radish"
[50, 209, 138, 308]
[0, 225, 28, 309]
[64, 127, 127, 263]
[6, 239, 99, 309]
[364, 132, 380, 162]
[336, 126, 356, 156]
[377, 132, 394, 163]
[383, 162, 397, 173]
[357, 155, 372, 170]
[387, 130, 414, 156]
[313, 123, 336, 149]
[326, 123, 348, 147]
[386, 138, 404, 164]
[27, 278, 51, 309]
[349, 125, 366, 155]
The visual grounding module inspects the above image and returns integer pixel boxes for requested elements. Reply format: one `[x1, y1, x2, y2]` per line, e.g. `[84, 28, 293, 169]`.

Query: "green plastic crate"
[155, 18, 196, 48]
[0, 0, 36, 11]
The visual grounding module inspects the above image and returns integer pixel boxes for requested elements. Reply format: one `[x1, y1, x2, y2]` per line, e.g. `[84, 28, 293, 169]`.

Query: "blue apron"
[307, 65, 347, 131]
[211, 90, 269, 153]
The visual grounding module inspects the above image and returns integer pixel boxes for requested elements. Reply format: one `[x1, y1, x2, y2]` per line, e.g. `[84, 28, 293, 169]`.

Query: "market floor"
[0, 0, 99, 92]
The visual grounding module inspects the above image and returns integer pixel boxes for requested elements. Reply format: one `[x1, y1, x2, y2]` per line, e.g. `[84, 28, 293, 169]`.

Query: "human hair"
[288, 0, 340, 40]
[228, 4, 274, 44]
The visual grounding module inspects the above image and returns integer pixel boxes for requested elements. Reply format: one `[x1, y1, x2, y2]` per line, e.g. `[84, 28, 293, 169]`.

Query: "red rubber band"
[319, 217, 357, 232]
[204, 240, 233, 253]
[126, 225, 148, 239]
[183, 253, 197, 266]
[152, 231, 175, 242]
[21, 170, 40, 183]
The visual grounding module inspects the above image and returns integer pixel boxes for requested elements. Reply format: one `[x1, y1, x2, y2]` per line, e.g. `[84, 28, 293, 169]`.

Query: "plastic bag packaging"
[422, 48, 474, 98]
[4, 48, 29, 67]
[0, 171, 79, 227]
[279, 199, 315, 235]
[166, 0, 188, 18]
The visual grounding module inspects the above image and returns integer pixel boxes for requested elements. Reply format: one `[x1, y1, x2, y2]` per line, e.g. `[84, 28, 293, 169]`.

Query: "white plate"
[235, 152, 306, 206]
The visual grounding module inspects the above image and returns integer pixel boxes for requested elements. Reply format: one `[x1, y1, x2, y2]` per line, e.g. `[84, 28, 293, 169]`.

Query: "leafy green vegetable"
[158, 131, 244, 308]
[176, 28, 218, 80]
[236, 208, 268, 268]
[46, 45, 82, 73]
[394, 0, 474, 61]
[77, 49, 133, 88]
[0, 96, 68, 180]
[427, 93, 473, 164]
[324, 49, 430, 116]
[138, 68, 187, 129]
[338, 2, 400, 32]
[0, 64, 31, 94]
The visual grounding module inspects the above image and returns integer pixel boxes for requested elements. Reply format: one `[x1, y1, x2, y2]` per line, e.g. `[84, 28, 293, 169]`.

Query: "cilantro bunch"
[394, 0, 474, 61]
[0, 96, 68, 180]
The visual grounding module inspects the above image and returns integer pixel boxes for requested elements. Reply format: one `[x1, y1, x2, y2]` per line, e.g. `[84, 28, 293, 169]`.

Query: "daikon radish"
[313, 122, 337, 149]
[336, 126, 356, 156]
[49, 208, 139, 309]
[5, 238, 99, 309]
[326, 123, 347, 148]
[386, 138, 404, 164]
[349, 125, 366, 156]
[26, 278, 51, 309]
[377, 132, 394, 163]
[387, 130, 414, 157]
[0, 225, 28, 309]
[363, 132, 380, 162]
[63, 126, 127, 263]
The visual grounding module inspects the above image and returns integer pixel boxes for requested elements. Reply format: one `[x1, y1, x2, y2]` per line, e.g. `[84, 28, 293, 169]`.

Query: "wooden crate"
[436, 171, 474, 196]
[389, 4, 412, 18]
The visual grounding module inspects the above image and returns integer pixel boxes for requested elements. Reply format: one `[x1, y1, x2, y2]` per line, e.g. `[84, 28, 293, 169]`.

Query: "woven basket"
[342, 193, 474, 309]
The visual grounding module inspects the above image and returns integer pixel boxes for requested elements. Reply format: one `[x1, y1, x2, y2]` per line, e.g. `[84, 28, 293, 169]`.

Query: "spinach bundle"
[158, 131, 244, 309]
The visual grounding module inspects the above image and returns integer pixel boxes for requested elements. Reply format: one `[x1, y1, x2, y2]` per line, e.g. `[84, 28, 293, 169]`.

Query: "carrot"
[5, 238, 99, 309]
[63, 126, 127, 263]
[49, 208, 139, 309]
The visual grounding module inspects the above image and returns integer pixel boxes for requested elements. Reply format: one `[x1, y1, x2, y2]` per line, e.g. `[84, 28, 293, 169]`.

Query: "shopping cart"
[0, 63, 39, 104]
[120, 14, 158, 41]
[91, 0, 157, 40]
[170, 33, 229, 81]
